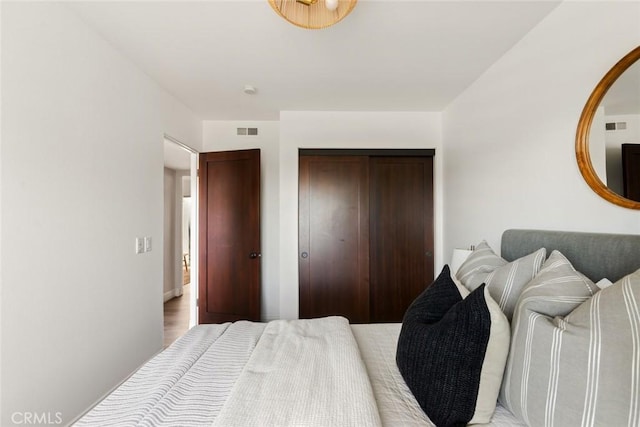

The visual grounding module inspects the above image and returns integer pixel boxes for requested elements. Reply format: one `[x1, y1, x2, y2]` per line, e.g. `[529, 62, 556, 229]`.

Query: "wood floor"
[163, 283, 190, 348]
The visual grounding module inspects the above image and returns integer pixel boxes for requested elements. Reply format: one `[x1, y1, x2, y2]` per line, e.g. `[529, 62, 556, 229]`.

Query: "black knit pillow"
[396, 265, 509, 427]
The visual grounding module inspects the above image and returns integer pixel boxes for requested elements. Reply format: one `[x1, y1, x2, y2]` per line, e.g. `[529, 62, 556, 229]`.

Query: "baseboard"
[163, 287, 183, 302]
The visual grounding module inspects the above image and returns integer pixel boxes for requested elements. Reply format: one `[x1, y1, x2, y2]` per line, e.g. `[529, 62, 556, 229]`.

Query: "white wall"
[202, 114, 443, 321]
[443, 1, 640, 259]
[0, 3, 3, 421]
[182, 197, 191, 255]
[279, 111, 443, 320]
[163, 168, 177, 298]
[163, 168, 189, 302]
[160, 91, 203, 153]
[1, 3, 201, 425]
[202, 121, 281, 321]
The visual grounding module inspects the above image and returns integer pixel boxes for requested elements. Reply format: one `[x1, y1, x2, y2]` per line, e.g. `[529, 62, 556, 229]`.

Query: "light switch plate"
[135, 237, 144, 254]
[144, 236, 152, 252]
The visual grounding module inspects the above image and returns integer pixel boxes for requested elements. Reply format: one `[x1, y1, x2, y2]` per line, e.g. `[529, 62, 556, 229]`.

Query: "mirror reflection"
[589, 60, 640, 202]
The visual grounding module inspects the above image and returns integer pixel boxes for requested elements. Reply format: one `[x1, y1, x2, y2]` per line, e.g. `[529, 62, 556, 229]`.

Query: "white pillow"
[595, 277, 613, 289]
[500, 251, 640, 426]
[456, 241, 546, 320]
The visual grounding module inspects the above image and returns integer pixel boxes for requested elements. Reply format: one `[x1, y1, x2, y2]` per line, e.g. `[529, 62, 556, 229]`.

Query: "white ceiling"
[67, 0, 561, 123]
[67, 0, 563, 169]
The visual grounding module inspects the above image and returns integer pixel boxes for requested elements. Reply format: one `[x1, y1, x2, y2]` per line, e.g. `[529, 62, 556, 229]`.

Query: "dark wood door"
[622, 143, 640, 202]
[369, 157, 434, 322]
[299, 156, 370, 323]
[198, 149, 260, 323]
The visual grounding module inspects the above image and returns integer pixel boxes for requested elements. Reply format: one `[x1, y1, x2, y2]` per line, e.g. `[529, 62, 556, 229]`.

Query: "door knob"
[249, 252, 261, 259]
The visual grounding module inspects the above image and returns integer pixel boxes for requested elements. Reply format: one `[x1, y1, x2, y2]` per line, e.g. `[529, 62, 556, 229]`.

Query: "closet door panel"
[369, 156, 434, 322]
[299, 156, 370, 323]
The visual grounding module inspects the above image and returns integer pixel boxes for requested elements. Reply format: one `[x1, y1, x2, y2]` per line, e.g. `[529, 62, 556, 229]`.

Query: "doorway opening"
[163, 136, 198, 347]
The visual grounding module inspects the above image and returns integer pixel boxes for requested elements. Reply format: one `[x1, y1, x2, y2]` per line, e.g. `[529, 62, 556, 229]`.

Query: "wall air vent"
[606, 122, 627, 131]
[237, 127, 259, 136]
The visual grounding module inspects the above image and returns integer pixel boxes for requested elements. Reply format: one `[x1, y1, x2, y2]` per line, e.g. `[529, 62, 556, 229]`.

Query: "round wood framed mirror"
[576, 45, 640, 210]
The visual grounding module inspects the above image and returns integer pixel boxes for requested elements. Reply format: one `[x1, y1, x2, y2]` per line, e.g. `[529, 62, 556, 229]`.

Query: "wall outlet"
[144, 236, 152, 252]
[135, 237, 144, 254]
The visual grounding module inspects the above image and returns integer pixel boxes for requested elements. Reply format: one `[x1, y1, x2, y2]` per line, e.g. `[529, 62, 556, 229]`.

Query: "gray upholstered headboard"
[501, 229, 640, 282]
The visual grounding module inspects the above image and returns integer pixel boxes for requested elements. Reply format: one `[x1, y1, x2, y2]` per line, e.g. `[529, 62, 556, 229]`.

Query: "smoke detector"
[243, 85, 257, 95]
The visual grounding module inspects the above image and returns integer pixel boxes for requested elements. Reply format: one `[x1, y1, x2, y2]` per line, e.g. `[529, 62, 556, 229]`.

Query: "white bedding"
[75, 321, 266, 427]
[213, 316, 381, 427]
[352, 323, 526, 427]
[76, 318, 523, 427]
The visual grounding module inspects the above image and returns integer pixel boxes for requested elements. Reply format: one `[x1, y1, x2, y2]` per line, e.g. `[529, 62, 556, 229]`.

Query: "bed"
[75, 229, 640, 427]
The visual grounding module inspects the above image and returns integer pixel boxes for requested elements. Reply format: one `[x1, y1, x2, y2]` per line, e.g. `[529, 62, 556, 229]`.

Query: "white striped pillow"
[456, 241, 546, 320]
[501, 250, 640, 426]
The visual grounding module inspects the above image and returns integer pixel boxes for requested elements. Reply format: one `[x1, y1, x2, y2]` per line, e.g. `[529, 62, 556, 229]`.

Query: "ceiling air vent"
[237, 127, 259, 136]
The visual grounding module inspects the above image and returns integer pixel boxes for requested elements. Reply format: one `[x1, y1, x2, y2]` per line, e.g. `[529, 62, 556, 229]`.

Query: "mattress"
[351, 323, 526, 427]
[76, 320, 524, 426]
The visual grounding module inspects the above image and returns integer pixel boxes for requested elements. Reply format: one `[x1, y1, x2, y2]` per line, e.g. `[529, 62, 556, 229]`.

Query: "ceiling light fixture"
[268, 0, 357, 30]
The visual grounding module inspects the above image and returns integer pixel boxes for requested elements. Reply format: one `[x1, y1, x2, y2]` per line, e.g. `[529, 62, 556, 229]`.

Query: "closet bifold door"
[298, 155, 370, 323]
[369, 156, 434, 322]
